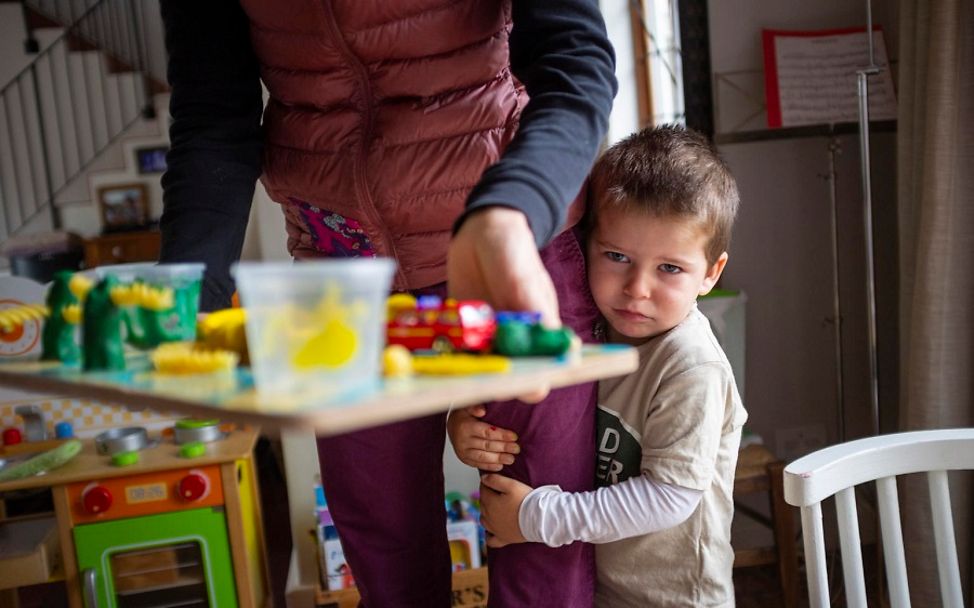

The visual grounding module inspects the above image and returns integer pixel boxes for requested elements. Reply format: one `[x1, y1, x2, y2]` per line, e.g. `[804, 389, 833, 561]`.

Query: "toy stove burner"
[95, 427, 151, 455]
[173, 419, 227, 445]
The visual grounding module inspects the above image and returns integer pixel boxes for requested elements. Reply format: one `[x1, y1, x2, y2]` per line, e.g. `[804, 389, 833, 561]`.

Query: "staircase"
[0, 0, 168, 249]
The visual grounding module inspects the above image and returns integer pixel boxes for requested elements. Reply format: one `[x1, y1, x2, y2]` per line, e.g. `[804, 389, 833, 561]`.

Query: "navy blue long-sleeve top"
[160, 0, 617, 310]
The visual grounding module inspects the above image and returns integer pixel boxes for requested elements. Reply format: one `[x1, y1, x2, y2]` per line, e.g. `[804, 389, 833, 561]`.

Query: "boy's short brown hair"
[589, 124, 739, 264]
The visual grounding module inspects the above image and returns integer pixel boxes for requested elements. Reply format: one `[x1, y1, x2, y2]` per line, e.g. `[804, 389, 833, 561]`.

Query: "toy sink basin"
[0, 452, 35, 475]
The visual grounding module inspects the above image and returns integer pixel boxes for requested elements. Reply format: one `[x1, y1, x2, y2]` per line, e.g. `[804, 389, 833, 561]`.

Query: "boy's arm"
[480, 473, 702, 548]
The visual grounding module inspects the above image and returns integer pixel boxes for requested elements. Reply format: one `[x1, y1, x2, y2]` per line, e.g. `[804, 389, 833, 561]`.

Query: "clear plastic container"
[91, 262, 156, 284]
[232, 259, 396, 400]
[137, 263, 205, 341]
[138, 263, 205, 290]
[89, 263, 205, 345]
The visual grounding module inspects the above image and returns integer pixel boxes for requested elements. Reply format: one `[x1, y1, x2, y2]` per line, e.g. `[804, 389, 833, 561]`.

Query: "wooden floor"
[735, 549, 883, 608]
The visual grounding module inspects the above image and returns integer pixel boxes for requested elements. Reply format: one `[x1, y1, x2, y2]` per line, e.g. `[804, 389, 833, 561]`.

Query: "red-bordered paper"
[763, 27, 897, 128]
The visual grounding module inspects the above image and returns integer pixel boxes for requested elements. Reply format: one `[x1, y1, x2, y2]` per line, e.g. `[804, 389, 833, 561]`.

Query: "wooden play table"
[0, 345, 637, 606]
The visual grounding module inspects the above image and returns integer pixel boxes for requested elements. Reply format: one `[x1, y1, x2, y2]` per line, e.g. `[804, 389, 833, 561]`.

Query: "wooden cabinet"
[82, 231, 160, 268]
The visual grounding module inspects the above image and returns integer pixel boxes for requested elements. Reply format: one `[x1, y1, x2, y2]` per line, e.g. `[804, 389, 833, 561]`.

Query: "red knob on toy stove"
[178, 471, 209, 502]
[2, 427, 22, 445]
[82, 485, 113, 514]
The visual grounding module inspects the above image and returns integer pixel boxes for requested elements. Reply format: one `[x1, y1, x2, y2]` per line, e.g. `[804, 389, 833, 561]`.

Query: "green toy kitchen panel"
[73, 507, 238, 607]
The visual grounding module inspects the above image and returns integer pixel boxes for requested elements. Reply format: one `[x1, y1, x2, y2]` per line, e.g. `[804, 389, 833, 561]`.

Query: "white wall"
[708, 0, 900, 456]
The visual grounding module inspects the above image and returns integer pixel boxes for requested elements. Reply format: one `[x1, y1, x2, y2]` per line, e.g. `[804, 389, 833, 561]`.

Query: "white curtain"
[897, 0, 974, 603]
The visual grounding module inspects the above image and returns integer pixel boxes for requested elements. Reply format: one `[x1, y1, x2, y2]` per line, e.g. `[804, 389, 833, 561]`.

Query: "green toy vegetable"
[0, 439, 82, 482]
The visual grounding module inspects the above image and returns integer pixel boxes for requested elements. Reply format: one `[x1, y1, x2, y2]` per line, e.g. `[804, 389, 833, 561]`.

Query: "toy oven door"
[73, 507, 237, 608]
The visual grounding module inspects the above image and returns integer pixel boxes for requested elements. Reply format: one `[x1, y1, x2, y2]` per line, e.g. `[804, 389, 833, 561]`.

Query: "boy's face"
[587, 204, 727, 346]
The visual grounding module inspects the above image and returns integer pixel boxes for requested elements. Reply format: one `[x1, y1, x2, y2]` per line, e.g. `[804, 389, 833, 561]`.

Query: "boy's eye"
[659, 263, 681, 274]
[605, 251, 629, 263]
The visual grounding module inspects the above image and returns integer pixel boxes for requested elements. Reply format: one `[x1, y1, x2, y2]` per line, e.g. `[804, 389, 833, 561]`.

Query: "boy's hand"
[447, 405, 520, 471]
[480, 473, 532, 547]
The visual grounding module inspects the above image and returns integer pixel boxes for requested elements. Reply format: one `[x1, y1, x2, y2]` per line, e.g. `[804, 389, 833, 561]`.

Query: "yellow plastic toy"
[289, 287, 362, 370]
[110, 283, 174, 310]
[151, 342, 239, 374]
[68, 273, 93, 300]
[0, 304, 48, 332]
[383, 344, 413, 377]
[293, 318, 358, 369]
[196, 308, 250, 364]
[386, 293, 418, 321]
[410, 353, 511, 375]
[61, 304, 82, 324]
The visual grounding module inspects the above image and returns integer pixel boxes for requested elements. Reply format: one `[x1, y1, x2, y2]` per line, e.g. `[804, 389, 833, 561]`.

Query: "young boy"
[448, 124, 747, 607]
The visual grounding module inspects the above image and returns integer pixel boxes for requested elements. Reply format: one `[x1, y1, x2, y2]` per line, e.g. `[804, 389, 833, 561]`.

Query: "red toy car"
[387, 297, 496, 353]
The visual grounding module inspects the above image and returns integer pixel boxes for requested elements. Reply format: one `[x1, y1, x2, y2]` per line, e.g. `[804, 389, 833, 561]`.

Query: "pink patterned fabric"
[290, 199, 376, 258]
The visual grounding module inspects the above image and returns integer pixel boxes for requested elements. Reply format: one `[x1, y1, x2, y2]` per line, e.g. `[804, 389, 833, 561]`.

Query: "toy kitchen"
[0, 405, 269, 608]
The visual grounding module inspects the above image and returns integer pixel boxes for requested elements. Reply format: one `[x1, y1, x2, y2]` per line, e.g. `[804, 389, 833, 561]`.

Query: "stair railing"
[0, 0, 162, 243]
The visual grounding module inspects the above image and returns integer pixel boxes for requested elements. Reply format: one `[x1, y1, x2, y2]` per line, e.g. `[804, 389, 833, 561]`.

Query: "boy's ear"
[698, 252, 729, 296]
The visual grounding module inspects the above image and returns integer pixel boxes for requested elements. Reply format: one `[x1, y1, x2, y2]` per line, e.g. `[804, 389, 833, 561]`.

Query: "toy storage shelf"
[0, 346, 636, 436]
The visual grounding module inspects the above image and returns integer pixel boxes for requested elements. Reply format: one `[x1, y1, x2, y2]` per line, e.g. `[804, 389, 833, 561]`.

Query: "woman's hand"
[448, 207, 561, 328]
[480, 473, 533, 547]
[447, 207, 558, 402]
[446, 405, 520, 471]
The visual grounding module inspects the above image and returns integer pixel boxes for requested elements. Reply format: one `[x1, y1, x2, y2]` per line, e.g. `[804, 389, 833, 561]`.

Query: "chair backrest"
[783, 428, 974, 608]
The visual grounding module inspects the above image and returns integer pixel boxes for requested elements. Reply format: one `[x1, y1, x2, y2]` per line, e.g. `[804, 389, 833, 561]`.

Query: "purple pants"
[317, 229, 599, 607]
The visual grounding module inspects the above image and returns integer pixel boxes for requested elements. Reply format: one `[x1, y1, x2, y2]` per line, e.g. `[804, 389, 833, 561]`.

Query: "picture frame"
[96, 182, 150, 233]
[134, 145, 168, 174]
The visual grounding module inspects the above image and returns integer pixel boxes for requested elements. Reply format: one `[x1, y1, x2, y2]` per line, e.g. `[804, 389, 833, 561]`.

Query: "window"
[631, 0, 685, 127]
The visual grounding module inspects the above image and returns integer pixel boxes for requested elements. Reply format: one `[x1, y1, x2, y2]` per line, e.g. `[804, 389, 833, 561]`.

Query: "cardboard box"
[315, 566, 488, 608]
[451, 567, 488, 608]
[317, 523, 355, 591]
[447, 519, 482, 570]
[0, 517, 60, 589]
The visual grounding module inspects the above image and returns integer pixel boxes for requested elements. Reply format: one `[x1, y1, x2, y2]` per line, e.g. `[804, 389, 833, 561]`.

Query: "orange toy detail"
[67, 464, 225, 524]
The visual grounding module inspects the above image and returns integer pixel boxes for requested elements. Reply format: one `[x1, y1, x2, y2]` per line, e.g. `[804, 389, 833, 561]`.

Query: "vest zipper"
[319, 1, 407, 287]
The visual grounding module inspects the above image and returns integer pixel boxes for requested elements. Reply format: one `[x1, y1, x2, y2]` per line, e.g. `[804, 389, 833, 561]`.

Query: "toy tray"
[0, 345, 637, 436]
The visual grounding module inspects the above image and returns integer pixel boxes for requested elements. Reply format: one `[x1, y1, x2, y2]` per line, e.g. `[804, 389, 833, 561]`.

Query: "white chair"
[783, 428, 974, 608]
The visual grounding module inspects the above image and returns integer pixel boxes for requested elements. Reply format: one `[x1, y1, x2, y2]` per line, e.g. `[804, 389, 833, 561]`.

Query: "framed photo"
[97, 183, 150, 233]
[134, 145, 168, 174]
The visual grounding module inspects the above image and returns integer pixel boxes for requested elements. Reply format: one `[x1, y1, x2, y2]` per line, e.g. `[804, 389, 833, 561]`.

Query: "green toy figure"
[493, 314, 575, 357]
[125, 294, 182, 349]
[41, 271, 80, 364]
[82, 275, 125, 371]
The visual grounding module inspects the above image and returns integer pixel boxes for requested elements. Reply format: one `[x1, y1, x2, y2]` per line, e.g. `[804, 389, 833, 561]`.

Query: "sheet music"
[765, 29, 897, 128]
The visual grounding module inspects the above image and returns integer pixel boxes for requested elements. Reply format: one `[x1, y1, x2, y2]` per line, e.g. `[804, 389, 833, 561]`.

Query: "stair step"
[24, 7, 59, 32]
[0, 90, 42, 232]
[0, 0, 170, 241]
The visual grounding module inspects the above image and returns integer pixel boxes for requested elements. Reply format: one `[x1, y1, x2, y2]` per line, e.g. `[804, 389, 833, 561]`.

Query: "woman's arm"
[448, 0, 617, 327]
[458, 0, 618, 247]
[159, 0, 264, 310]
